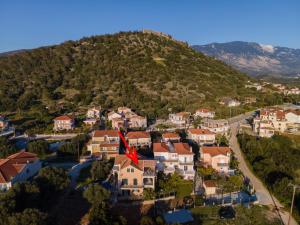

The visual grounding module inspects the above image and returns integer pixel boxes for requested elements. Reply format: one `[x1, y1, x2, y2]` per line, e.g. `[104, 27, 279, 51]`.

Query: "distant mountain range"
[192, 41, 300, 77]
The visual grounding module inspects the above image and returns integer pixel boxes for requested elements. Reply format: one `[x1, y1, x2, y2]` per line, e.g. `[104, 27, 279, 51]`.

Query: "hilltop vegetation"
[0, 31, 254, 118]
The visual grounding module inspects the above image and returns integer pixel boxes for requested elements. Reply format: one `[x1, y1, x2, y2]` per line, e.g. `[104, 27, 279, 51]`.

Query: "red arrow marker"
[118, 130, 139, 165]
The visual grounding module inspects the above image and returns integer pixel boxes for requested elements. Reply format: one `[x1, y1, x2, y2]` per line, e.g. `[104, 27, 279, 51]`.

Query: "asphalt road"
[229, 115, 298, 225]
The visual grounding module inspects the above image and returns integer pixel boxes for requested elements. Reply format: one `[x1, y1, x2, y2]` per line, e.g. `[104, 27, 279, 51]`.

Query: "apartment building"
[153, 142, 195, 180]
[53, 115, 75, 131]
[126, 131, 151, 148]
[112, 155, 156, 198]
[187, 128, 215, 145]
[87, 130, 120, 159]
[200, 146, 231, 174]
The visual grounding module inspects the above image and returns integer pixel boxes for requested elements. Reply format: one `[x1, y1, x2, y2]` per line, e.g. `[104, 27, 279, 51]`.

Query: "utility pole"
[288, 184, 300, 225]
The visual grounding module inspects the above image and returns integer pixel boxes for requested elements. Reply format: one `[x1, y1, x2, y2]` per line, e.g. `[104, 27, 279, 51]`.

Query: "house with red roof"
[153, 142, 195, 180]
[194, 108, 215, 118]
[161, 132, 180, 143]
[112, 155, 156, 198]
[0, 151, 41, 191]
[126, 131, 151, 148]
[53, 115, 75, 131]
[187, 128, 215, 145]
[200, 146, 231, 173]
[87, 130, 120, 159]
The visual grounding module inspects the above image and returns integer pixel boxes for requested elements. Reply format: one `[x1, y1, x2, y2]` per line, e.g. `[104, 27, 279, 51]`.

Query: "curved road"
[229, 119, 297, 225]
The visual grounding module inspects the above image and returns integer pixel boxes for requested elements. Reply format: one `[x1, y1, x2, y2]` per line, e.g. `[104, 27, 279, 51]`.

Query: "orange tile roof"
[174, 143, 193, 155]
[54, 115, 73, 121]
[126, 131, 150, 139]
[162, 132, 180, 139]
[93, 130, 119, 137]
[201, 146, 231, 157]
[153, 143, 169, 152]
[114, 154, 152, 171]
[203, 180, 217, 188]
[196, 108, 212, 113]
[0, 151, 39, 183]
[188, 128, 214, 135]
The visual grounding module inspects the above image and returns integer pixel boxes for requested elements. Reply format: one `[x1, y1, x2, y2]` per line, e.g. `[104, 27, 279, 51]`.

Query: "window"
[184, 166, 188, 171]
[131, 168, 134, 173]
[122, 179, 128, 185]
[127, 168, 130, 172]
[133, 178, 138, 186]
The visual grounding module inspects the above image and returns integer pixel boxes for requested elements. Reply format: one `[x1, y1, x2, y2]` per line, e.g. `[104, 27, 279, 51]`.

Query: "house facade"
[112, 155, 156, 198]
[194, 108, 215, 118]
[53, 115, 75, 131]
[0, 151, 42, 191]
[200, 146, 231, 173]
[203, 180, 217, 196]
[253, 108, 290, 137]
[86, 107, 101, 119]
[87, 130, 120, 159]
[201, 118, 229, 134]
[108, 108, 147, 129]
[153, 142, 195, 180]
[187, 128, 215, 145]
[169, 112, 191, 126]
[126, 131, 151, 148]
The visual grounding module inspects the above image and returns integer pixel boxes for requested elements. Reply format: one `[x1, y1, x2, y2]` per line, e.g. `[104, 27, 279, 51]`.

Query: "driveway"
[229, 118, 298, 225]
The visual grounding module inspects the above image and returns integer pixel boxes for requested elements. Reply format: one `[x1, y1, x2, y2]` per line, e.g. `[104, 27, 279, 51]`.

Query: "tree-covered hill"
[0, 31, 252, 117]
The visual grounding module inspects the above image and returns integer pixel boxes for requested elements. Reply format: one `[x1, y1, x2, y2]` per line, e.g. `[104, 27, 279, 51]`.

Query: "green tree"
[7, 209, 48, 225]
[90, 160, 113, 181]
[140, 216, 155, 225]
[83, 184, 110, 205]
[27, 140, 49, 158]
[36, 167, 70, 192]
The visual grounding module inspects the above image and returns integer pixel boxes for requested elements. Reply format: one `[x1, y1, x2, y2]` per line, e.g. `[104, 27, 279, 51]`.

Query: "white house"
[86, 107, 101, 119]
[0, 151, 42, 191]
[153, 142, 194, 180]
[53, 115, 75, 131]
[169, 112, 191, 126]
[194, 108, 215, 118]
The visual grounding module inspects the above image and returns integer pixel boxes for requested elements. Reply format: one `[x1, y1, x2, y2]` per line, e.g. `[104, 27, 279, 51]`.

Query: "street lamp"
[288, 183, 300, 225]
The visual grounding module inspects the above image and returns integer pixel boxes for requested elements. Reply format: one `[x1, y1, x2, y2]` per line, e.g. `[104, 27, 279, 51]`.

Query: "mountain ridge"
[192, 41, 300, 77]
[0, 31, 254, 117]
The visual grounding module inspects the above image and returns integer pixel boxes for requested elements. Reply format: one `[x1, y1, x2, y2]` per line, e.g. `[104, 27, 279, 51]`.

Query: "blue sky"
[0, 0, 299, 52]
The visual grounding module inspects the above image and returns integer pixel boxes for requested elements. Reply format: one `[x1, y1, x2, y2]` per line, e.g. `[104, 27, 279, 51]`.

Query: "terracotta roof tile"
[153, 143, 169, 152]
[126, 131, 150, 139]
[174, 143, 193, 155]
[93, 130, 119, 137]
[162, 132, 180, 139]
[201, 146, 231, 157]
[188, 128, 214, 135]
[0, 150, 39, 183]
[204, 180, 217, 188]
[54, 115, 73, 121]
